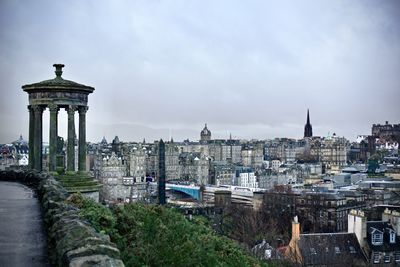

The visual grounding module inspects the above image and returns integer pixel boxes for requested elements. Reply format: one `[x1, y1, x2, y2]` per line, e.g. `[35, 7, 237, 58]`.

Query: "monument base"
[54, 172, 102, 202]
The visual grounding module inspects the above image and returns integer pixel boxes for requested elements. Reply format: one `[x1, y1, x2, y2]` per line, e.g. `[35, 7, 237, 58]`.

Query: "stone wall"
[0, 170, 124, 267]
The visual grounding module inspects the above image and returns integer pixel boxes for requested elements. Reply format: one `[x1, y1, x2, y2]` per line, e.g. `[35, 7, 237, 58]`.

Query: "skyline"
[1, 0, 399, 143]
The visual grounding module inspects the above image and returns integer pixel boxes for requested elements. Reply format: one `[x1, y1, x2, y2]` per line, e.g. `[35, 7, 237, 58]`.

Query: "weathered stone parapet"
[0, 170, 124, 267]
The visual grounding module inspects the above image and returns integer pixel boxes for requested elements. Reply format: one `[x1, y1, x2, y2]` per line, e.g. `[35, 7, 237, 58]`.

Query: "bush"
[67, 193, 116, 235]
[68, 194, 270, 267]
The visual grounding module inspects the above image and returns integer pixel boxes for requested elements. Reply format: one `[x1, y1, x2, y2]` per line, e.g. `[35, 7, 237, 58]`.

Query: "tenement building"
[372, 121, 400, 142]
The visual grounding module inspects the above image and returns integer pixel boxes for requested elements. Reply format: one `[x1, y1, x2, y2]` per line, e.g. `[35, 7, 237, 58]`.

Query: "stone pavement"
[0, 181, 49, 267]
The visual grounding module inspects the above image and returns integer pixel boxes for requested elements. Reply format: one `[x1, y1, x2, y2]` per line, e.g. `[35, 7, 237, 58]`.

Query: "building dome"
[200, 123, 211, 142]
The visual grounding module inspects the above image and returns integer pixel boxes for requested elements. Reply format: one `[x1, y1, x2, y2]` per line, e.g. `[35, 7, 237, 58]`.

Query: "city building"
[372, 121, 400, 143]
[129, 144, 147, 182]
[241, 144, 264, 168]
[210, 161, 235, 186]
[98, 152, 129, 203]
[286, 217, 366, 266]
[236, 166, 258, 188]
[349, 207, 400, 265]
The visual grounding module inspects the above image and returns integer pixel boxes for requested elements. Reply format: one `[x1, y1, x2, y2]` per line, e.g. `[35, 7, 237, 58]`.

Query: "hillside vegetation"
[68, 194, 273, 267]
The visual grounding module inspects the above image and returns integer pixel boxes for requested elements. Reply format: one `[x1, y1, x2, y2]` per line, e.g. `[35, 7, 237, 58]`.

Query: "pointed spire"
[304, 109, 313, 138]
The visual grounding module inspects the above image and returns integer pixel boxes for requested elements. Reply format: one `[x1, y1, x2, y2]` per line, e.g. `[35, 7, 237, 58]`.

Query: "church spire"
[304, 109, 313, 138]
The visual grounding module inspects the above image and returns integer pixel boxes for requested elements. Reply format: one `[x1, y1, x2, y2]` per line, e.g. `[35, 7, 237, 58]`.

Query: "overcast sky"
[0, 0, 399, 144]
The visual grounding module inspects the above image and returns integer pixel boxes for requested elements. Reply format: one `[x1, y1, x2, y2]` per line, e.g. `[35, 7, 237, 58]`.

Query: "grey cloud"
[1, 0, 399, 143]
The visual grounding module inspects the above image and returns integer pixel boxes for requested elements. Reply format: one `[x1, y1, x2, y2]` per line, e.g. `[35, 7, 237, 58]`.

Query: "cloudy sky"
[0, 0, 399, 143]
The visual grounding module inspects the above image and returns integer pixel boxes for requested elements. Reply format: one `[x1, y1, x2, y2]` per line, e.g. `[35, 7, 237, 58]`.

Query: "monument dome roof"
[22, 64, 94, 93]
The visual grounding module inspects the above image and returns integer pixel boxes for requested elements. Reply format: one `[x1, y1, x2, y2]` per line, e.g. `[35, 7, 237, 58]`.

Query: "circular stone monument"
[22, 64, 94, 172]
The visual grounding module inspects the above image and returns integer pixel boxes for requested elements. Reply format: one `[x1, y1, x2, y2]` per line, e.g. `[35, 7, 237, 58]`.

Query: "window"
[390, 232, 396, 244]
[384, 254, 391, 263]
[373, 252, 380, 264]
[372, 232, 383, 245]
[394, 251, 400, 262]
[349, 246, 356, 254]
[310, 248, 317, 255]
[335, 247, 340, 254]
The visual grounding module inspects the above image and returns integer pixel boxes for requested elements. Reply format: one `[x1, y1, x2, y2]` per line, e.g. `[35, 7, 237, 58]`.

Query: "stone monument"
[22, 64, 94, 172]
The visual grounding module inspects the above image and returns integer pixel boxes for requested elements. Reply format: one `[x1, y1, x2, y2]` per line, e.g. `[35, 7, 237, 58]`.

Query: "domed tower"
[200, 123, 212, 142]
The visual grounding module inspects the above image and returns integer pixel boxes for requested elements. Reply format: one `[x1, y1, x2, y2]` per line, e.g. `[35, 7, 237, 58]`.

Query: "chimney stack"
[292, 216, 300, 241]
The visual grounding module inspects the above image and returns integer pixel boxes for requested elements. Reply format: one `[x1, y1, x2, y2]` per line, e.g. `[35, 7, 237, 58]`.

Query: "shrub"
[69, 195, 271, 267]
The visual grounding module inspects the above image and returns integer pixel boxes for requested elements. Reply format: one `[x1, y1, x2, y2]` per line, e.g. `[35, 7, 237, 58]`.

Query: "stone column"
[67, 105, 76, 172]
[78, 106, 88, 172]
[48, 104, 59, 172]
[28, 105, 35, 169]
[32, 105, 43, 171]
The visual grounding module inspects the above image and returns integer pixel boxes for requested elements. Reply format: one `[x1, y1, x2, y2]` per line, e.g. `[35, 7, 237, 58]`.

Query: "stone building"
[145, 143, 158, 178]
[0, 135, 29, 169]
[210, 161, 235, 186]
[264, 139, 288, 161]
[129, 144, 147, 182]
[372, 121, 400, 142]
[349, 207, 400, 265]
[349, 136, 376, 163]
[179, 152, 209, 185]
[296, 191, 365, 233]
[309, 135, 348, 170]
[320, 136, 348, 168]
[263, 188, 365, 233]
[177, 141, 210, 157]
[99, 152, 129, 203]
[208, 139, 242, 164]
[286, 217, 366, 266]
[235, 166, 258, 188]
[241, 143, 264, 168]
[165, 143, 180, 181]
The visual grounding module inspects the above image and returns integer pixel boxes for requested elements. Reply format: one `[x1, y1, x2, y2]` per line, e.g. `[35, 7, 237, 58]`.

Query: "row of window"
[372, 251, 400, 264]
[309, 245, 357, 255]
